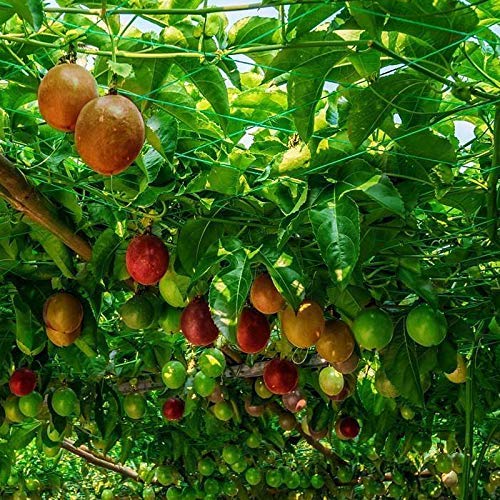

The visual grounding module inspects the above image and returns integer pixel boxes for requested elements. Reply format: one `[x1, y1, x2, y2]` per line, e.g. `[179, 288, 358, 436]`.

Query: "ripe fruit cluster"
[43, 292, 83, 347]
[38, 63, 145, 175]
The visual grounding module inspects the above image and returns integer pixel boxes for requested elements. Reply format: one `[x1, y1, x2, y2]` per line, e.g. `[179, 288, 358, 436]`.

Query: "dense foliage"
[0, 0, 499, 499]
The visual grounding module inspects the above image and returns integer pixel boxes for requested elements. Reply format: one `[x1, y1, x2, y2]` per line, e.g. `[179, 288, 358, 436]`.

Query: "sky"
[45, 0, 477, 146]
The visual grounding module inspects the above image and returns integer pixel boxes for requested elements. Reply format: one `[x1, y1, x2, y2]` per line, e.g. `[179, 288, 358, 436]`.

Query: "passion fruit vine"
[75, 94, 145, 175]
[181, 297, 219, 346]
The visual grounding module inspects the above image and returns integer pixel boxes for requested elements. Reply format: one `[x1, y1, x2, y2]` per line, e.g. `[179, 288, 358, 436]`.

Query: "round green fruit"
[286, 471, 300, 489]
[123, 393, 146, 420]
[245, 432, 261, 449]
[310, 473, 325, 489]
[266, 469, 282, 488]
[43, 444, 60, 458]
[165, 486, 182, 500]
[161, 361, 187, 389]
[193, 371, 216, 397]
[352, 308, 394, 350]
[231, 459, 247, 474]
[101, 489, 115, 500]
[212, 401, 233, 421]
[222, 481, 238, 497]
[400, 406, 415, 420]
[142, 486, 155, 500]
[246, 467, 262, 485]
[120, 295, 155, 330]
[199, 348, 226, 378]
[222, 445, 242, 465]
[198, 457, 215, 477]
[51, 387, 78, 417]
[4, 396, 24, 423]
[406, 304, 447, 347]
[337, 467, 354, 483]
[18, 391, 43, 418]
[156, 465, 178, 486]
[204, 477, 219, 495]
[318, 366, 344, 396]
[254, 377, 273, 398]
[158, 307, 182, 334]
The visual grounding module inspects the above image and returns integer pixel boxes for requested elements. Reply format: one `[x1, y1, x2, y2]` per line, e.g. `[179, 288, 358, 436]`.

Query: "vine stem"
[0, 154, 93, 261]
[61, 440, 147, 482]
[487, 103, 500, 243]
[461, 336, 479, 500]
[471, 424, 498, 500]
[45, 0, 342, 16]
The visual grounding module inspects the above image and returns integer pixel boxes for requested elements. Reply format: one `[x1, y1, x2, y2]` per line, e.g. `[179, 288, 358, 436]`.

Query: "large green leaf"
[309, 194, 360, 285]
[228, 17, 281, 47]
[177, 219, 224, 275]
[174, 59, 230, 131]
[209, 245, 253, 342]
[346, 73, 436, 148]
[336, 159, 405, 216]
[9, 421, 41, 450]
[5, 0, 44, 30]
[12, 295, 45, 356]
[28, 223, 74, 278]
[258, 244, 305, 310]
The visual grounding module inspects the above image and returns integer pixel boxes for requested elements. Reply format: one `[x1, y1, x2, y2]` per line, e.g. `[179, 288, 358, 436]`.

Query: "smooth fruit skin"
[445, 354, 466, 383]
[181, 297, 219, 346]
[52, 387, 78, 417]
[4, 396, 25, 423]
[212, 401, 233, 421]
[333, 351, 360, 374]
[279, 413, 296, 431]
[406, 304, 447, 347]
[318, 366, 344, 396]
[161, 361, 187, 390]
[280, 300, 325, 348]
[263, 358, 298, 395]
[75, 94, 145, 175]
[352, 308, 394, 350]
[316, 320, 356, 363]
[162, 398, 185, 421]
[9, 369, 37, 396]
[123, 393, 146, 420]
[193, 371, 216, 397]
[46, 325, 81, 347]
[43, 292, 83, 334]
[18, 392, 43, 418]
[336, 416, 360, 440]
[250, 274, 285, 314]
[120, 295, 155, 330]
[237, 307, 270, 354]
[282, 388, 307, 413]
[38, 63, 98, 132]
[198, 348, 226, 377]
[254, 377, 273, 398]
[126, 234, 169, 285]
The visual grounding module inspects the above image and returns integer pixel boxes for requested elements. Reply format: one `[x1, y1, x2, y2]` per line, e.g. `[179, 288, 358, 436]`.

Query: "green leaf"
[398, 266, 438, 308]
[174, 59, 229, 131]
[346, 73, 435, 148]
[9, 421, 41, 450]
[336, 159, 404, 216]
[382, 327, 425, 407]
[259, 244, 305, 310]
[12, 295, 45, 356]
[159, 268, 190, 308]
[28, 223, 74, 278]
[394, 128, 457, 169]
[309, 194, 360, 285]
[327, 285, 371, 320]
[8, 0, 44, 31]
[107, 61, 134, 79]
[157, 80, 199, 130]
[88, 229, 120, 282]
[209, 246, 253, 342]
[177, 219, 224, 275]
